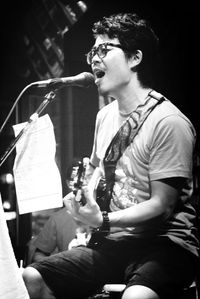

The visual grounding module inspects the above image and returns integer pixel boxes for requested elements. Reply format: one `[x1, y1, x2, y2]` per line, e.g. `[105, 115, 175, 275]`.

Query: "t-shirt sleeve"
[149, 115, 195, 181]
[33, 216, 57, 254]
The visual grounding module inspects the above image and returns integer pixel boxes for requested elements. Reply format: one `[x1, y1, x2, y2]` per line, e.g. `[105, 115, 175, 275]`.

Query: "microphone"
[31, 72, 95, 90]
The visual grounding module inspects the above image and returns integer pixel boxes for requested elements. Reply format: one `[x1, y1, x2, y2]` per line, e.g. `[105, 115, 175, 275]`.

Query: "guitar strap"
[102, 90, 165, 211]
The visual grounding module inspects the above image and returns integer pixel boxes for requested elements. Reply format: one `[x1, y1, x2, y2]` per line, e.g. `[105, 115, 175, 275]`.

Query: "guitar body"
[96, 178, 108, 211]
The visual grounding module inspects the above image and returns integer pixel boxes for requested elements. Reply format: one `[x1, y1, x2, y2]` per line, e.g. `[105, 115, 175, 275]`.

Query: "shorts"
[30, 236, 197, 299]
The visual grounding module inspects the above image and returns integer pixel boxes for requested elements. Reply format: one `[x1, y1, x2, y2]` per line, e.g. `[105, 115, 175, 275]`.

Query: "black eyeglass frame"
[86, 42, 123, 65]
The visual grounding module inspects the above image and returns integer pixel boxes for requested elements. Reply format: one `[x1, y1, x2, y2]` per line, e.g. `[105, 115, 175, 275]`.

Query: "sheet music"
[13, 114, 63, 214]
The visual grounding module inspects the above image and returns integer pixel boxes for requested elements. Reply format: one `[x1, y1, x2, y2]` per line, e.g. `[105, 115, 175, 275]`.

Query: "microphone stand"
[0, 91, 56, 168]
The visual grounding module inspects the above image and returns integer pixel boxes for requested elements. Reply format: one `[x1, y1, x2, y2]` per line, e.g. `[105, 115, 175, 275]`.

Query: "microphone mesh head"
[81, 72, 95, 87]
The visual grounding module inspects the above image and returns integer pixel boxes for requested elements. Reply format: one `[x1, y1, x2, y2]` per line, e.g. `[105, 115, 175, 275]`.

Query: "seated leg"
[22, 266, 56, 299]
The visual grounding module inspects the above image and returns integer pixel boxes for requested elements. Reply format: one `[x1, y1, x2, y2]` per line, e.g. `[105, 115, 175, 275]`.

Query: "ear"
[128, 50, 143, 69]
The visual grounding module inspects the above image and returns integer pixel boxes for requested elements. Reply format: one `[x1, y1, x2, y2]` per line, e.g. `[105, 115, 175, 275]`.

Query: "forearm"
[108, 197, 168, 228]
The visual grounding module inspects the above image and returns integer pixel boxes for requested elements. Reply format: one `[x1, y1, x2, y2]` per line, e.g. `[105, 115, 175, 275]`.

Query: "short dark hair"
[92, 13, 160, 88]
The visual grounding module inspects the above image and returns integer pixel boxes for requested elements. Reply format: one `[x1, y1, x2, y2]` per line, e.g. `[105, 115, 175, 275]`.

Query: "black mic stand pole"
[0, 91, 56, 168]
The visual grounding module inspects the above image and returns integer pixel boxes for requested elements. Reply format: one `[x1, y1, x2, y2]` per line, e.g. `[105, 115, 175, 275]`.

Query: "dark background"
[0, 0, 197, 153]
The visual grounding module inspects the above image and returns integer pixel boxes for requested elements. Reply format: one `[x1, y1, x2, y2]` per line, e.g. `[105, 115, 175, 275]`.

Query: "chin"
[98, 83, 112, 97]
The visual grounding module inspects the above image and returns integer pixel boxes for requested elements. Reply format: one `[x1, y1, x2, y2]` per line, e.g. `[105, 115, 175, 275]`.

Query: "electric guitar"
[67, 157, 107, 210]
[66, 157, 109, 244]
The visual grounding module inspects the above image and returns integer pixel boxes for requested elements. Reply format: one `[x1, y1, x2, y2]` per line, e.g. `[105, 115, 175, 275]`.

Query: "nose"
[91, 52, 102, 65]
[91, 54, 102, 65]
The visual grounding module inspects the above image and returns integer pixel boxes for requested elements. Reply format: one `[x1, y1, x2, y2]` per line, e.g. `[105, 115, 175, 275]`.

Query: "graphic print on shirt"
[110, 168, 138, 210]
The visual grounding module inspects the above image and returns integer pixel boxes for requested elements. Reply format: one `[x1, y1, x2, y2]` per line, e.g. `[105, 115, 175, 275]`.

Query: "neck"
[117, 87, 153, 116]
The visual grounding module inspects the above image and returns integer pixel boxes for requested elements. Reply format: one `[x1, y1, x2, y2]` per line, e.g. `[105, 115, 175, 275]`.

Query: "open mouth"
[95, 70, 105, 79]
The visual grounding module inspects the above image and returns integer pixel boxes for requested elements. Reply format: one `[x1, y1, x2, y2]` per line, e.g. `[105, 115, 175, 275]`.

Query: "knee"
[23, 266, 42, 284]
[121, 285, 159, 299]
[22, 267, 43, 298]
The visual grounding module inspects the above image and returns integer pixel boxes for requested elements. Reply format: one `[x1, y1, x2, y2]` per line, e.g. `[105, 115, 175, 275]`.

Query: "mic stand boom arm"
[0, 91, 56, 168]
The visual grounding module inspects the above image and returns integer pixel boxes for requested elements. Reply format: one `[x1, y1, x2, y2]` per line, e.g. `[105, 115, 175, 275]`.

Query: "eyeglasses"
[86, 42, 123, 65]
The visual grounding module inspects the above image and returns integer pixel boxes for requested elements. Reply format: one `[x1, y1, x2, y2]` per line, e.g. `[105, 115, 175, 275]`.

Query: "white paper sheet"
[13, 114, 63, 214]
[0, 193, 30, 299]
